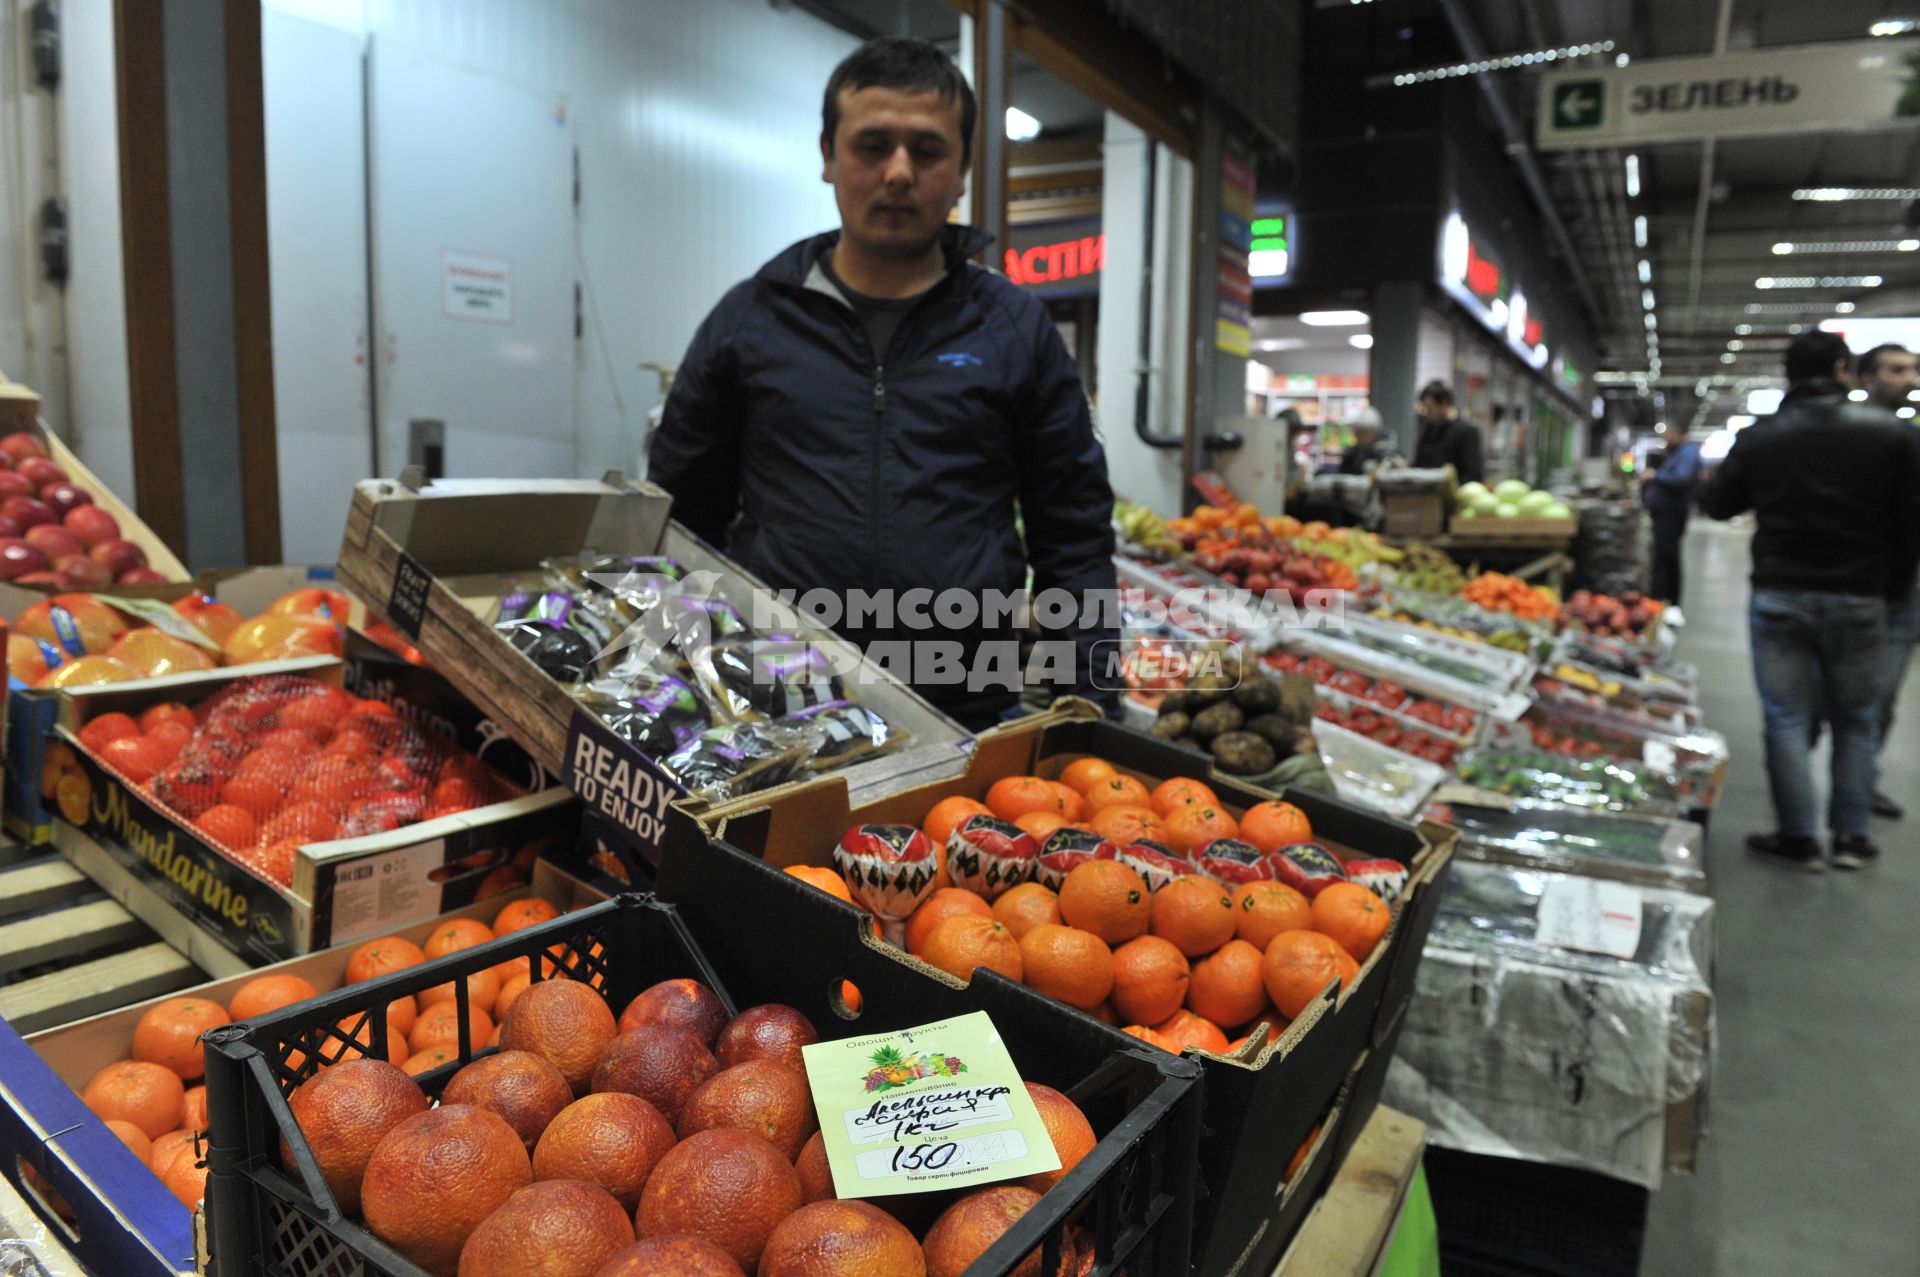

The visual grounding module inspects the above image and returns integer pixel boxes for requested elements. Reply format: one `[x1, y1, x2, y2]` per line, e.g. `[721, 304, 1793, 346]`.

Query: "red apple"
[0, 515, 23, 540]
[55, 555, 112, 589]
[16, 458, 68, 488]
[39, 482, 91, 517]
[24, 525, 84, 561]
[63, 505, 121, 548]
[0, 539, 51, 580]
[0, 472, 34, 501]
[1, 497, 55, 530]
[13, 570, 60, 586]
[89, 539, 146, 577]
[116, 567, 168, 586]
[0, 432, 49, 464]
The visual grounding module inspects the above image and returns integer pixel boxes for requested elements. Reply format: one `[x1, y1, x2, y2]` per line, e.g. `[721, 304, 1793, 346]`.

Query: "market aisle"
[1638, 521, 1920, 1276]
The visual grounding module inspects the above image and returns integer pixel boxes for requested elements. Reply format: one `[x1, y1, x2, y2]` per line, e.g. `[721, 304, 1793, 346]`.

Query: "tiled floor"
[1637, 520, 1920, 1275]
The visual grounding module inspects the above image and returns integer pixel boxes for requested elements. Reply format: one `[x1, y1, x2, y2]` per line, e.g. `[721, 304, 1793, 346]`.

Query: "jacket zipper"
[870, 361, 885, 591]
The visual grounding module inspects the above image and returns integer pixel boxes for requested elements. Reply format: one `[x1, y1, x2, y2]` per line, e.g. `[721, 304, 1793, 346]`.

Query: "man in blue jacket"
[648, 37, 1118, 730]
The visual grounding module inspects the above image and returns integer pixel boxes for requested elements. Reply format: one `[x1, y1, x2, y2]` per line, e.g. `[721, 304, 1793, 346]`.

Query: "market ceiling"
[1352, 0, 1920, 429]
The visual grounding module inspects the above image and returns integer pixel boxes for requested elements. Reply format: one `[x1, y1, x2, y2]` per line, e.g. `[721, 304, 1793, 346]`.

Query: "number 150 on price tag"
[801, 1011, 1061, 1198]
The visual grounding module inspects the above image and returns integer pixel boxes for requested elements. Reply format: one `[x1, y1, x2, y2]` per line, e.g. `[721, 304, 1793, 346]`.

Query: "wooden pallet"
[0, 841, 204, 1035]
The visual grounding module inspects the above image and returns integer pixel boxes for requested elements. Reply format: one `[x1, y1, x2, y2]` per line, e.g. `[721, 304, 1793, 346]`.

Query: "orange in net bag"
[74, 674, 531, 887]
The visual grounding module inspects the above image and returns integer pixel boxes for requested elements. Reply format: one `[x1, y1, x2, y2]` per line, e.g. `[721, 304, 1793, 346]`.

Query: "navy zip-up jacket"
[647, 225, 1118, 725]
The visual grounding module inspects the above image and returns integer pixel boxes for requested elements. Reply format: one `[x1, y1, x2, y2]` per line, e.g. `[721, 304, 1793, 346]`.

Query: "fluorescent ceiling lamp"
[1736, 323, 1753, 334]
[1721, 353, 1737, 364]
[1850, 388, 1870, 401]
[1004, 106, 1041, 141]
[1634, 215, 1648, 248]
[1870, 18, 1919, 35]
[1755, 276, 1882, 289]
[1642, 288, 1656, 310]
[1387, 40, 1615, 85]
[1901, 407, 1917, 418]
[1349, 334, 1375, 349]
[1249, 248, 1291, 278]
[1637, 259, 1652, 283]
[1728, 340, 1743, 350]
[1727, 415, 1755, 429]
[1624, 154, 1641, 198]
[1793, 187, 1920, 201]
[1644, 312, 1658, 330]
[1773, 240, 1918, 254]
[1748, 388, 1784, 414]
[1615, 52, 1630, 67]
[1254, 338, 1307, 352]
[1299, 310, 1370, 326]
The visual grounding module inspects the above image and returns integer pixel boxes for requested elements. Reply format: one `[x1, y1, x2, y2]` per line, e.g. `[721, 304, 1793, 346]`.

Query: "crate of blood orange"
[667, 700, 1455, 1277]
[2, 867, 599, 1277]
[49, 660, 578, 965]
[197, 893, 1203, 1277]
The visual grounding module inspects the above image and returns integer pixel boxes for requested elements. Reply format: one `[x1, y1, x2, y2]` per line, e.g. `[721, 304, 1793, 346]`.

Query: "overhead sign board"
[1537, 38, 1920, 149]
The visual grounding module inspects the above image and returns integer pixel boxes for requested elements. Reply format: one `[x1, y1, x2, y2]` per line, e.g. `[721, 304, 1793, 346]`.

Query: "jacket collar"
[1782, 377, 1848, 407]
[756, 224, 996, 295]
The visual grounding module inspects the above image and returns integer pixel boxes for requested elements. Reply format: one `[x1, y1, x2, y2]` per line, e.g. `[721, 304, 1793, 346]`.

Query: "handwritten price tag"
[800, 1011, 1059, 1198]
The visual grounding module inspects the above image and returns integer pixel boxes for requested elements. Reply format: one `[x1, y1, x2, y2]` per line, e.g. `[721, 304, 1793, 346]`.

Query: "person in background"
[1337, 406, 1398, 476]
[648, 37, 1117, 730]
[1641, 423, 1702, 606]
[1700, 330, 1920, 871]
[1858, 342, 1916, 413]
[1857, 342, 1920, 818]
[1412, 381, 1485, 484]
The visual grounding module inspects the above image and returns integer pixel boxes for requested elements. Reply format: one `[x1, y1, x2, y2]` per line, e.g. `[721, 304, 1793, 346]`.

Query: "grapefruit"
[634, 1128, 802, 1271]
[531, 1092, 678, 1210]
[456, 1179, 633, 1277]
[361, 1105, 531, 1277]
[675, 1059, 820, 1161]
[281, 1059, 429, 1215]
[591, 1026, 719, 1123]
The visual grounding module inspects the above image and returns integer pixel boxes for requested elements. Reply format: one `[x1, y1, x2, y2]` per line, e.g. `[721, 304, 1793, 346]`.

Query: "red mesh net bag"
[124, 675, 522, 887]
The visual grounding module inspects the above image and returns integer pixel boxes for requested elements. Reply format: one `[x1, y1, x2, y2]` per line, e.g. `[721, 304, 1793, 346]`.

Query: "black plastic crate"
[199, 894, 1203, 1277]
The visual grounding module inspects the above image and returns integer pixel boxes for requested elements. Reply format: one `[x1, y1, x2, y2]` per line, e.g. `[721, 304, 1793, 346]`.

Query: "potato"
[1209, 730, 1278, 776]
[1150, 711, 1191, 740]
[1231, 678, 1281, 714]
[1189, 700, 1245, 744]
[1243, 713, 1294, 748]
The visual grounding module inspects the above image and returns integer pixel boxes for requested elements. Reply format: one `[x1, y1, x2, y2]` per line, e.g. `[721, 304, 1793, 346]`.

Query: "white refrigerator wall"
[266, 0, 853, 488]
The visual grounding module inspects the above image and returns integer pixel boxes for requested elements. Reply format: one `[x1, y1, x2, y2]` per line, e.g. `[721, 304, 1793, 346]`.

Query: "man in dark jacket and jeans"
[648, 38, 1117, 730]
[1411, 381, 1485, 483]
[1701, 330, 1920, 871]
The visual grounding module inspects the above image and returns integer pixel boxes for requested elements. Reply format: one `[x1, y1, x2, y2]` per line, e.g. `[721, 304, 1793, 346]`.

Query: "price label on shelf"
[801, 1011, 1059, 1198]
[1536, 877, 1643, 961]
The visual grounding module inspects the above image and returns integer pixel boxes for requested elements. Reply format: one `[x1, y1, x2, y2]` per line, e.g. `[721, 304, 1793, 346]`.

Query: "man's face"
[1417, 397, 1445, 423]
[822, 85, 969, 261]
[1865, 352, 1919, 409]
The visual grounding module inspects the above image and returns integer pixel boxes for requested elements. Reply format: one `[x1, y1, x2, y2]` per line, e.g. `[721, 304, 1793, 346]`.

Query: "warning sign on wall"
[442, 250, 514, 323]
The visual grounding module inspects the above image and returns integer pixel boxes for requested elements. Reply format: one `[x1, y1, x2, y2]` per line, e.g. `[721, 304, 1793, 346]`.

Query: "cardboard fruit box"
[50, 659, 579, 965]
[0, 380, 192, 586]
[662, 702, 1455, 1277]
[0, 860, 600, 1277]
[199, 893, 1204, 1277]
[333, 474, 973, 871]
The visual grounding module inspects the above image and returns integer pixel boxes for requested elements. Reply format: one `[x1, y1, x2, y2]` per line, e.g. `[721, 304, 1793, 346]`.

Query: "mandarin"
[1238, 800, 1313, 853]
[131, 997, 230, 1081]
[984, 776, 1064, 823]
[1148, 876, 1237, 957]
[83, 1060, 184, 1139]
[1017, 924, 1113, 1010]
[1186, 939, 1269, 1029]
[227, 973, 319, 1022]
[1232, 881, 1314, 950]
[1057, 756, 1119, 795]
[1261, 930, 1357, 1018]
[922, 795, 993, 845]
[1149, 776, 1218, 817]
[1310, 881, 1391, 962]
[783, 864, 855, 903]
[1109, 935, 1190, 1026]
[424, 917, 497, 960]
[1087, 805, 1162, 846]
[346, 936, 426, 984]
[991, 882, 1062, 940]
[919, 916, 1024, 984]
[1153, 1008, 1230, 1054]
[905, 886, 993, 955]
[1082, 774, 1151, 812]
[1056, 860, 1149, 944]
[1160, 803, 1240, 855]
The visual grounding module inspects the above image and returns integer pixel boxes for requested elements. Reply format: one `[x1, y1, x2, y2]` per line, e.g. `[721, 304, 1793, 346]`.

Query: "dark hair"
[1417, 380, 1454, 407]
[822, 37, 976, 164]
[1785, 330, 1853, 383]
[1858, 342, 1912, 380]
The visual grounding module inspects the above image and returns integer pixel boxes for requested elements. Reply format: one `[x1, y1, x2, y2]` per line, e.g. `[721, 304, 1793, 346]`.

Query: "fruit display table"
[1274, 1105, 1435, 1277]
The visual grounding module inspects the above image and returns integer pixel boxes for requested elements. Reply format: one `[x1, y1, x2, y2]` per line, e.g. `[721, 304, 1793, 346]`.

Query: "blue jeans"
[1750, 590, 1887, 839]
[1874, 591, 1920, 750]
